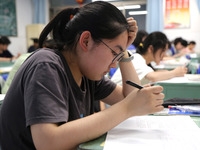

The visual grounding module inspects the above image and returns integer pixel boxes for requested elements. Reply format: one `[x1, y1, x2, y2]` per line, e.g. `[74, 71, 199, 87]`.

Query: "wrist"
[120, 51, 134, 62]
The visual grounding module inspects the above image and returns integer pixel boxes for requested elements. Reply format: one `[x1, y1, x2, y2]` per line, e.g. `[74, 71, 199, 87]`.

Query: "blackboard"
[0, 0, 17, 36]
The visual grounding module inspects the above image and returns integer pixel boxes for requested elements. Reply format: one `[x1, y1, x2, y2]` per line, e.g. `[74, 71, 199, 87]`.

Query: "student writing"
[0, 2, 164, 150]
[112, 32, 188, 85]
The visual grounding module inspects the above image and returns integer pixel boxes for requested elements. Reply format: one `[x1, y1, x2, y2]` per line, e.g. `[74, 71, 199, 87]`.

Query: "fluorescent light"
[124, 5, 141, 9]
[129, 11, 147, 15]
[117, 5, 141, 10]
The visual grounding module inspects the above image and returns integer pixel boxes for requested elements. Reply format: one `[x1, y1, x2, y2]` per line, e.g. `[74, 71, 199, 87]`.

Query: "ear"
[79, 31, 92, 52]
[148, 45, 153, 53]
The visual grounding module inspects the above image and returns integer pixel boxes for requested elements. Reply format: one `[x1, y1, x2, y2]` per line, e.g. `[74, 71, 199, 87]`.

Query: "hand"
[125, 86, 164, 117]
[173, 66, 188, 77]
[126, 17, 138, 49]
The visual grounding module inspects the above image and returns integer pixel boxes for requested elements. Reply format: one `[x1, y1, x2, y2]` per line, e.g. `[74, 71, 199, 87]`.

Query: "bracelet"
[120, 51, 134, 62]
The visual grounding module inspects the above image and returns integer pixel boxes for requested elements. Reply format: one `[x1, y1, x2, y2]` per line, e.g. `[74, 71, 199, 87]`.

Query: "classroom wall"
[8, 0, 33, 55]
[163, 0, 200, 53]
[8, 0, 49, 56]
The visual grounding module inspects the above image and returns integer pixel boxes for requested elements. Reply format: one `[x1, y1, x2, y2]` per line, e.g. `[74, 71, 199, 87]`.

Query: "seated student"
[0, 2, 164, 150]
[27, 38, 39, 53]
[187, 41, 196, 53]
[0, 36, 20, 61]
[165, 37, 187, 57]
[127, 30, 148, 54]
[112, 32, 188, 85]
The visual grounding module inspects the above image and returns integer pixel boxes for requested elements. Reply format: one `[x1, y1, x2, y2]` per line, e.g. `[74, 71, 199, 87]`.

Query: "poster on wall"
[0, 0, 17, 36]
[164, 0, 190, 29]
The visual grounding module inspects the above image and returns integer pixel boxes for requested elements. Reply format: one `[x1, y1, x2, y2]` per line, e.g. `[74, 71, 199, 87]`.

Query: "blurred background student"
[165, 37, 188, 57]
[187, 41, 196, 53]
[27, 38, 39, 53]
[127, 30, 149, 54]
[112, 31, 188, 85]
[0, 36, 20, 61]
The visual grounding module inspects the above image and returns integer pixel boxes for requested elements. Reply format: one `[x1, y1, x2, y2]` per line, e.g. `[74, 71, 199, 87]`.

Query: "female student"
[0, 2, 164, 150]
[112, 32, 188, 85]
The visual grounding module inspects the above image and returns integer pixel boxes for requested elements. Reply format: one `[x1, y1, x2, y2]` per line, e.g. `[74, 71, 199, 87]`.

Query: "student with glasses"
[0, 1, 164, 150]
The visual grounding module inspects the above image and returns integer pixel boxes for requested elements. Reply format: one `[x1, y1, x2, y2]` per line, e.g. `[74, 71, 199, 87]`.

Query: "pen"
[168, 105, 200, 113]
[126, 80, 143, 89]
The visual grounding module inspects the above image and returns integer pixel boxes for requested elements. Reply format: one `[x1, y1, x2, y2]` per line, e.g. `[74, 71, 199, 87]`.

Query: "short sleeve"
[24, 62, 69, 126]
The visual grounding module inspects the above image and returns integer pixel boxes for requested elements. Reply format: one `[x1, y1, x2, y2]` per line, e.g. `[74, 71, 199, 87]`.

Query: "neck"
[62, 51, 83, 87]
[142, 53, 152, 64]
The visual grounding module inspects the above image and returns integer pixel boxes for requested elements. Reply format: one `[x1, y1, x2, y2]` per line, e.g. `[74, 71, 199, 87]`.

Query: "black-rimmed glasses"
[99, 39, 124, 63]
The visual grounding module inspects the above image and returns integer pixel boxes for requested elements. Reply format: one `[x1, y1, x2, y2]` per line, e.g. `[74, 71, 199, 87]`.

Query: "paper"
[104, 116, 200, 150]
[154, 74, 200, 84]
[0, 94, 5, 101]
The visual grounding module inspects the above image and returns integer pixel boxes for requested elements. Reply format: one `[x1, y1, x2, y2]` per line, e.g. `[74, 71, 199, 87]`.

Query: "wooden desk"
[78, 116, 200, 150]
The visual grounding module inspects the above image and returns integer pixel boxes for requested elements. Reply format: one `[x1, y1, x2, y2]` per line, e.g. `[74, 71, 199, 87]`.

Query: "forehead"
[108, 31, 128, 50]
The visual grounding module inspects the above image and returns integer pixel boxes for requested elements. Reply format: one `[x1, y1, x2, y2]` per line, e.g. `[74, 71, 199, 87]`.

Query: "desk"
[0, 61, 14, 74]
[78, 116, 200, 150]
[154, 74, 200, 100]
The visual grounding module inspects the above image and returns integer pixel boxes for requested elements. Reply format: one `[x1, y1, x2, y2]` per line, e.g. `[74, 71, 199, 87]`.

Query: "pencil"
[126, 80, 143, 89]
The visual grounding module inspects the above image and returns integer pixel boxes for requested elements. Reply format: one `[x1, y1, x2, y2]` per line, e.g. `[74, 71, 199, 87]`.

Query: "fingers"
[149, 85, 163, 94]
[126, 17, 138, 47]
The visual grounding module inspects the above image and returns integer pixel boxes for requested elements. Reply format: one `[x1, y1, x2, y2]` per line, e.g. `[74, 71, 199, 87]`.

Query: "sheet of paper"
[104, 116, 200, 150]
[154, 74, 200, 84]
[0, 94, 5, 101]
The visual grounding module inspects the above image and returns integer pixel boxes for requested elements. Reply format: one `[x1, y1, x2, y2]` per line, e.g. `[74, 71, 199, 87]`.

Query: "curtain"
[197, 0, 200, 13]
[32, 0, 46, 24]
[146, 0, 164, 33]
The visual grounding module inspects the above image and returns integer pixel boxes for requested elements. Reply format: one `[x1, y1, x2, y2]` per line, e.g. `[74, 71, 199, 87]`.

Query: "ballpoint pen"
[126, 80, 143, 90]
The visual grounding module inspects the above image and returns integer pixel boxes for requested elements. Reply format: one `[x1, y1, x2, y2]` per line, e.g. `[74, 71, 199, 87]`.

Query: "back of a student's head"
[39, 1, 129, 52]
[136, 31, 168, 55]
[132, 30, 148, 48]
[0, 36, 11, 45]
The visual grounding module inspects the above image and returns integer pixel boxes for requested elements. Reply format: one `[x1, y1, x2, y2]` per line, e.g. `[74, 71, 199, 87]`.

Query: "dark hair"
[0, 36, 11, 45]
[132, 30, 148, 48]
[39, 1, 129, 52]
[43, 39, 57, 49]
[189, 41, 196, 45]
[181, 39, 188, 47]
[174, 37, 183, 46]
[136, 31, 169, 55]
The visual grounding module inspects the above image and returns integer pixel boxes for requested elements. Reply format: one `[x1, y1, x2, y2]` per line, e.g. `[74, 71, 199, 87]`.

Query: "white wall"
[8, 0, 49, 56]
[8, 0, 33, 55]
[163, 0, 200, 53]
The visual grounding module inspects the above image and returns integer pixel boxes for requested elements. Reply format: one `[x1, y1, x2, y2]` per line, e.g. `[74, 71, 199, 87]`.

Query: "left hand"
[126, 17, 138, 49]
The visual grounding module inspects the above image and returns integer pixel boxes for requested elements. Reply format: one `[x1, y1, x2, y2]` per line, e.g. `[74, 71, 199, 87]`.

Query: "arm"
[145, 66, 188, 82]
[31, 86, 164, 150]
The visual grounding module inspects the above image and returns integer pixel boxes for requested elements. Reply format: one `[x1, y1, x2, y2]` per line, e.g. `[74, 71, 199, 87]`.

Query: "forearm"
[119, 51, 140, 96]
[32, 100, 130, 150]
[146, 71, 176, 82]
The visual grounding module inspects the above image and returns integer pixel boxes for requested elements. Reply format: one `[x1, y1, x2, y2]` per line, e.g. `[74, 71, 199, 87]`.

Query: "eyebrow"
[115, 45, 125, 52]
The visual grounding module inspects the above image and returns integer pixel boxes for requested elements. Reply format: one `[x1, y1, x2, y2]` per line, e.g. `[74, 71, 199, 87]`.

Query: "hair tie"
[139, 43, 143, 48]
[70, 15, 74, 20]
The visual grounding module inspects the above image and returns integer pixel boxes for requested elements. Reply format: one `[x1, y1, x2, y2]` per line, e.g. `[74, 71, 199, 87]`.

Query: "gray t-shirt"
[0, 48, 116, 150]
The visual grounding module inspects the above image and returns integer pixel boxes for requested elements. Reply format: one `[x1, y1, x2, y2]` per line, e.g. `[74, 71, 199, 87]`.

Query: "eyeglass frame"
[98, 39, 125, 63]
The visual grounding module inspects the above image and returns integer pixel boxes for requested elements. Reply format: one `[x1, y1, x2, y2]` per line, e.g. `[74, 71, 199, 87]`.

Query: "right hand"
[173, 66, 188, 77]
[125, 86, 164, 117]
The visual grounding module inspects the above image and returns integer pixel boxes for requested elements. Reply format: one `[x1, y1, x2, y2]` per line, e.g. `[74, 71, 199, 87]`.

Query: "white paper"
[153, 74, 200, 84]
[104, 116, 200, 150]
